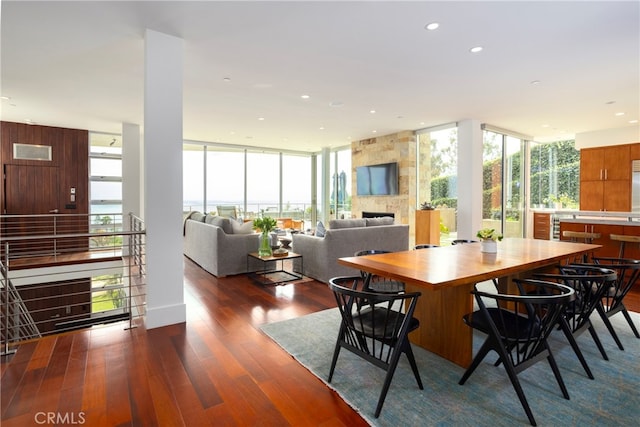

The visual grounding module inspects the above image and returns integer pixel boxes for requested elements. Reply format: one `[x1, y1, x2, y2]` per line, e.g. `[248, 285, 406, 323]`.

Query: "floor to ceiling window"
[183, 142, 314, 224]
[482, 128, 525, 238]
[89, 132, 122, 216]
[416, 125, 458, 244]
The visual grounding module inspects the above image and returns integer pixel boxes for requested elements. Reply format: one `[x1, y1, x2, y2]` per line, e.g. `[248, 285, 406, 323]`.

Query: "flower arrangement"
[476, 228, 503, 241]
[253, 217, 277, 234]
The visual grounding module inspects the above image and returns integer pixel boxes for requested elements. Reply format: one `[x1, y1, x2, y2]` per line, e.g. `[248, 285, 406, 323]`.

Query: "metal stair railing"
[1, 259, 41, 356]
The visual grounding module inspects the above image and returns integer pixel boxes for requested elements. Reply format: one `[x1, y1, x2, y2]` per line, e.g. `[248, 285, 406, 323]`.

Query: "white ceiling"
[1, 1, 639, 152]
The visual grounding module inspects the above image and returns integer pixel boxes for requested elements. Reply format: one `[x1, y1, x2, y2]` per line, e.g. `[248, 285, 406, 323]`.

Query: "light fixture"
[629, 120, 638, 124]
[470, 46, 483, 53]
[530, 80, 541, 85]
[615, 112, 625, 116]
[301, 94, 310, 99]
[223, 77, 231, 82]
[370, 110, 376, 114]
[258, 117, 265, 121]
[0, 96, 10, 100]
[425, 22, 439, 31]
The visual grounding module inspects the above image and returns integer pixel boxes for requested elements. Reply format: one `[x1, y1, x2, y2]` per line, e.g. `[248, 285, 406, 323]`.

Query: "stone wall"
[351, 130, 417, 244]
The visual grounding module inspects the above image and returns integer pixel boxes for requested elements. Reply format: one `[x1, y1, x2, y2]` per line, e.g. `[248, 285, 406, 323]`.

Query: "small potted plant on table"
[476, 228, 503, 253]
[253, 217, 278, 257]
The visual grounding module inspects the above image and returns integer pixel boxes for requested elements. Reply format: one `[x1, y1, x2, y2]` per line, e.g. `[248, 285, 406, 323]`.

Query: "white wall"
[575, 125, 640, 149]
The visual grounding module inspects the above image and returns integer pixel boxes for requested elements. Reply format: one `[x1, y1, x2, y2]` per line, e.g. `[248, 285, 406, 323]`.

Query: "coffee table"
[247, 251, 303, 285]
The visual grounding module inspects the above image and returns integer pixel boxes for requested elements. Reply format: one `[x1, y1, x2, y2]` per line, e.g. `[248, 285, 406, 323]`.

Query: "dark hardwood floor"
[1, 258, 368, 426]
[2, 257, 640, 426]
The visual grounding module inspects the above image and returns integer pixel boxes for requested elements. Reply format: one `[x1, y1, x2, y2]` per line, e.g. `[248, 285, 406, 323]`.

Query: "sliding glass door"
[482, 130, 525, 238]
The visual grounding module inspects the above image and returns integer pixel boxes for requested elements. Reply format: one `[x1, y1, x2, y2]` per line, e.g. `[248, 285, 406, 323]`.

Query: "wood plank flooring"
[1, 257, 368, 426]
[3, 257, 640, 426]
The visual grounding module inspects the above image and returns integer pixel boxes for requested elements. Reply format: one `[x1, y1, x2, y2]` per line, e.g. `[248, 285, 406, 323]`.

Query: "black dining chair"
[459, 278, 575, 426]
[354, 249, 405, 294]
[451, 239, 479, 245]
[588, 257, 640, 349]
[533, 264, 617, 378]
[328, 276, 423, 418]
[414, 244, 440, 249]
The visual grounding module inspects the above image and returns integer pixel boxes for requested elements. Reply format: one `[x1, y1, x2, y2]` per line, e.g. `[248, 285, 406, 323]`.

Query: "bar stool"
[562, 230, 601, 262]
[609, 234, 640, 258]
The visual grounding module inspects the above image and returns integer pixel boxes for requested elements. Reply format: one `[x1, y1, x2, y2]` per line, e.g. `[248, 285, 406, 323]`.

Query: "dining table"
[337, 238, 600, 368]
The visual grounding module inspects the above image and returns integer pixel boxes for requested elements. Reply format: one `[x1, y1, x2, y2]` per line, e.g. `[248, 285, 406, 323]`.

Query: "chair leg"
[374, 347, 405, 418]
[328, 331, 344, 383]
[586, 322, 609, 360]
[621, 306, 640, 338]
[500, 348, 537, 426]
[459, 339, 492, 385]
[596, 304, 625, 350]
[558, 317, 594, 379]
[546, 347, 570, 400]
[401, 339, 424, 390]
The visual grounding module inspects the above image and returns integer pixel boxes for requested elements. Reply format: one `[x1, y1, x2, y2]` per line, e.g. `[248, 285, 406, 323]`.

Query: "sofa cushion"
[232, 219, 255, 234]
[207, 215, 234, 234]
[365, 216, 394, 227]
[315, 221, 326, 237]
[328, 218, 366, 229]
[204, 213, 217, 224]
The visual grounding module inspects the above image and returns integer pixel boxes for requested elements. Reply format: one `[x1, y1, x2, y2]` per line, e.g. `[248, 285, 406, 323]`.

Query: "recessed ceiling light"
[541, 124, 550, 128]
[223, 77, 231, 82]
[372, 130, 377, 133]
[605, 101, 616, 105]
[258, 117, 265, 121]
[425, 22, 439, 31]
[470, 46, 483, 53]
[301, 94, 310, 99]
[530, 80, 541, 85]
[0, 96, 10, 100]
[615, 112, 625, 116]
[397, 115, 404, 119]
[370, 110, 376, 114]
[319, 126, 325, 130]
[329, 101, 343, 107]
[629, 120, 638, 124]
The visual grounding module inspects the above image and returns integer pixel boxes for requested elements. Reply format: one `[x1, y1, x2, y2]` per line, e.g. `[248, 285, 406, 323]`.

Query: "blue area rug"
[260, 306, 640, 426]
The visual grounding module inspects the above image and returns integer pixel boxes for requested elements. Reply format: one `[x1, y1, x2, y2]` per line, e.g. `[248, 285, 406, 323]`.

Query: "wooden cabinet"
[533, 212, 551, 240]
[415, 210, 440, 246]
[579, 145, 631, 211]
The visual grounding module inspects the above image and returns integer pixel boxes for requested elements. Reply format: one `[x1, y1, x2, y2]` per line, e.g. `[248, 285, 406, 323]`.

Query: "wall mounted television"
[356, 162, 399, 196]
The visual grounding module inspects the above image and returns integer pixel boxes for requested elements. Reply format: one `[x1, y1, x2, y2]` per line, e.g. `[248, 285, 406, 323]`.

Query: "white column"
[457, 119, 484, 240]
[321, 147, 331, 224]
[122, 122, 141, 256]
[122, 123, 142, 219]
[143, 29, 186, 328]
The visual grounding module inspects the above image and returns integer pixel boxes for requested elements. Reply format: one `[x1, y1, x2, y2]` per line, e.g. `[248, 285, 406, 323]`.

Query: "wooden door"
[3, 164, 59, 256]
[603, 180, 631, 212]
[580, 148, 605, 181]
[603, 145, 630, 181]
[579, 181, 604, 211]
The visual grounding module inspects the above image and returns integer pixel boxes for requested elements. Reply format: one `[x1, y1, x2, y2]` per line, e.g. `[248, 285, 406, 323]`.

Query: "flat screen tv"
[356, 162, 399, 196]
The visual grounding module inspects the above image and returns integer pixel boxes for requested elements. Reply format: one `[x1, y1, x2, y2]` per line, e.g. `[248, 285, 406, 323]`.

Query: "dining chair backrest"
[328, 276, 423, 418]
[459, 278, 575, 426]
[353, 249, 404, 294]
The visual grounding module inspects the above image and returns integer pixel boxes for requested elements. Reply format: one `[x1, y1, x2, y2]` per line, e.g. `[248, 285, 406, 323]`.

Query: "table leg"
[406, 282, 475, 368]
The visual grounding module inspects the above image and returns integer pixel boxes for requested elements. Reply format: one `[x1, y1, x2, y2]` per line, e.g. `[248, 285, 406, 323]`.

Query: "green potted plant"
[476, 228, 503, 253]
[253, 217, 278, 257]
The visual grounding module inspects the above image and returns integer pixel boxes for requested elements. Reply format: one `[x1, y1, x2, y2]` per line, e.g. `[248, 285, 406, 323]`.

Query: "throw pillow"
[365, 217, 394, 227]
[232, 219, 255, 234]
[204, 213, 218, 224]
[190, 212, 206, 222]
[209, 216, 234, 234]
[328, 218, 366, 229]
[315, 221, 326, 237]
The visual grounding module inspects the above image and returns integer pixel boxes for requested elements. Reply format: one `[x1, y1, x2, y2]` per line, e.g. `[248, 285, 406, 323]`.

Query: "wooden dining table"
[337, 238, 600, 368]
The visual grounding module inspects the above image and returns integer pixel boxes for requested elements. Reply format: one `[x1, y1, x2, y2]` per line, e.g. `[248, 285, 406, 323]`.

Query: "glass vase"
[258, 231, 273, 257]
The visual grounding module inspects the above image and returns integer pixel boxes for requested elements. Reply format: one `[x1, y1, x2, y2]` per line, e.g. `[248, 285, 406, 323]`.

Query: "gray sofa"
[184, 213, 259, 277]
[291, 217, 409, 283]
